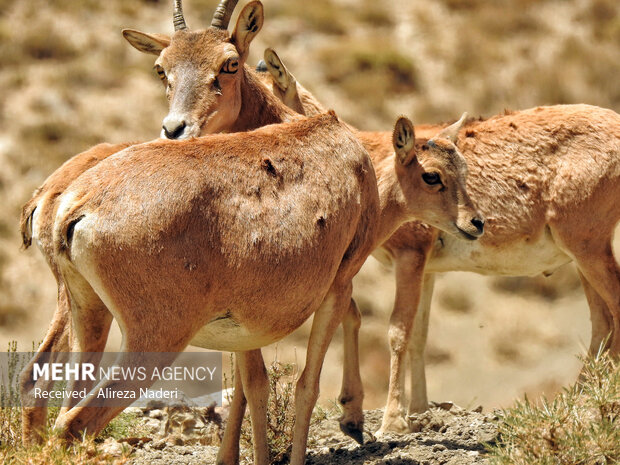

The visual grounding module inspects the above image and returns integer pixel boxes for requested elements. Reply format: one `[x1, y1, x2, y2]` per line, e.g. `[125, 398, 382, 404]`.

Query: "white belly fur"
[427, 228, 572, 276]
[190, 318, 280, 352]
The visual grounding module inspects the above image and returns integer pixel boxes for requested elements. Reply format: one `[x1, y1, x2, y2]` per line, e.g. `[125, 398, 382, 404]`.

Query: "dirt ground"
[121, 403, 497, 465]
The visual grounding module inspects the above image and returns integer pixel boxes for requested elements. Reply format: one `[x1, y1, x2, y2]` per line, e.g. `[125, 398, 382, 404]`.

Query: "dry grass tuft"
[487, 346, 620, 464]
[234, 359, 328, 464]
[0, 342, 142, 464]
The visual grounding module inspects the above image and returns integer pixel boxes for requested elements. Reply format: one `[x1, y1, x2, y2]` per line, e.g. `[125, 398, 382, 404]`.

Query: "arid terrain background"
[0, 0, 619, 414]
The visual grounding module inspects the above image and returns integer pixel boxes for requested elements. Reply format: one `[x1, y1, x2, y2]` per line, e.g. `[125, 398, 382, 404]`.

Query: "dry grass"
[0, 342, 143, 464]
[232, 358, 329, 464]
[0, 433, 133, 465]
[487, 347, 620, 464]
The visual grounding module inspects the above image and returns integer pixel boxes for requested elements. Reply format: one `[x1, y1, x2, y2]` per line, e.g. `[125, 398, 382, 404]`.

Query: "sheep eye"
[422, 172, 442, 186]
[213, 77, 222, 95]
[154, 65, 167, 82]
[221, 59, 239, 74]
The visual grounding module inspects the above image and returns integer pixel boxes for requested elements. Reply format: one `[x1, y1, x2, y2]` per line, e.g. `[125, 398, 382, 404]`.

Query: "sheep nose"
[162, 119, 187, 140]
[471, 217, 485, 235]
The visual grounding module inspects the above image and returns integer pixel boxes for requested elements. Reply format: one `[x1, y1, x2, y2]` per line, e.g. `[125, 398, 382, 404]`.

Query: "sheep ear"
[122, 29, 170, 55]
[433, 112, 468, 143]
[232, 1, 264, 60]
[393, 116, 416, 165]
[264, 48, 295, 93]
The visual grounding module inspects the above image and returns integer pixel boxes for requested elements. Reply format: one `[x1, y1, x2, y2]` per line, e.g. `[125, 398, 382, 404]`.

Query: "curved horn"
[433, 112, 468, 143]
[173, 0, 188, 31]
[211, 0, 239, 29]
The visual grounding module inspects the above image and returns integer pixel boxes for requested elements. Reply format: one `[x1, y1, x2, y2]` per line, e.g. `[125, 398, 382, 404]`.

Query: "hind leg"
[577, 271, 614, 354]
[338, 298, 364, 444]
[20, 283, 73, 444]
[407, 273, 435, 414]
[236, 350, 269, 465]
[216, 357, 247, 465]
[51, 264, 181, 439]
[553, 227, 620, 355]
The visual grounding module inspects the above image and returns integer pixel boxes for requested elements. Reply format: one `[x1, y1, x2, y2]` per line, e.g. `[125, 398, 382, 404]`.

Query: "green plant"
[101, 411, 149, 441]
[487, 345, 620, 464]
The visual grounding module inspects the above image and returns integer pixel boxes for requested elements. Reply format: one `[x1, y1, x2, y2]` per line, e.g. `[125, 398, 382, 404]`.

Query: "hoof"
[339, 421, 364, 445]
[376, 416, 411, 436]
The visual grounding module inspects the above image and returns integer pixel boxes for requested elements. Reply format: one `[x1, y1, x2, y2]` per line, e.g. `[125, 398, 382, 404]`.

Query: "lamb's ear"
[264, 48, 295, 92]
[122, 29, 171, 55]
[432, 112, 468, 143]
[393, 116, 416, 165]
[232, 1, 264, 60]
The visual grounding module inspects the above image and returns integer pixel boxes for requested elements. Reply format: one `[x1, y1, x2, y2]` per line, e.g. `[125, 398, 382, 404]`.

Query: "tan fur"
[260, 57, 620, 434]
[49, 113, 477, 465]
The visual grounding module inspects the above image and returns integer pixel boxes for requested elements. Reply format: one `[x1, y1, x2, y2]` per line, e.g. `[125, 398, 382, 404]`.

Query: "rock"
[119, 436, 152, 447]
[100, 437, 126, 457]
[431, 401, 455, 411]
[145, 400, 166, 411]
[149, 409, 164, 419]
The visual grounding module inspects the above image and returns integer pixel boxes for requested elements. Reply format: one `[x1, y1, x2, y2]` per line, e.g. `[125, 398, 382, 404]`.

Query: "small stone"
[165, 433, 185, 446]
[410, 421, 423, 433]
[151, 438, 167, 450]
[144, 418, 162, 433]
[100, 438, 125, 457]
[434, 401, 454, 411]
[119, 436, 152, 447]
[146, 399, 166, 411]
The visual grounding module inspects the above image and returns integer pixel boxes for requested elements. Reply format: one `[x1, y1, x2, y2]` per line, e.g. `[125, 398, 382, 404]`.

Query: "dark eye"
[213, 77, 222, 95]
[422, 172, 442, 186]
[154, 64, 167, 82]
[221, 58, 239, 74]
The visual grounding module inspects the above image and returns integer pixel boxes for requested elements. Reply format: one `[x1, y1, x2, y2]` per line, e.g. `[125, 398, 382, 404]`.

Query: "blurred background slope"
[0, 0, 618, 408]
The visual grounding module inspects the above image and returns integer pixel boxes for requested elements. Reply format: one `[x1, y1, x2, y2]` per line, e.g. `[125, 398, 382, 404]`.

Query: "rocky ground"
[103, 400, 498, 465]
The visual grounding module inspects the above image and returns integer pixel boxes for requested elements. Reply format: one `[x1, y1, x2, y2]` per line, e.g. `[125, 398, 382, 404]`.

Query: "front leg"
[378, 249, 429, 435]
[338, 298, 364, 444]
[290, 284, 354, 465]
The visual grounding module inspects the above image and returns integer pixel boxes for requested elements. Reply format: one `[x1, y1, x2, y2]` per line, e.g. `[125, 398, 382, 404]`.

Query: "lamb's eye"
[154, 64, 167, 82]
[422, 172, 442, 186]
[221, 58, 239, 74]
[213, 77, 222, 95]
